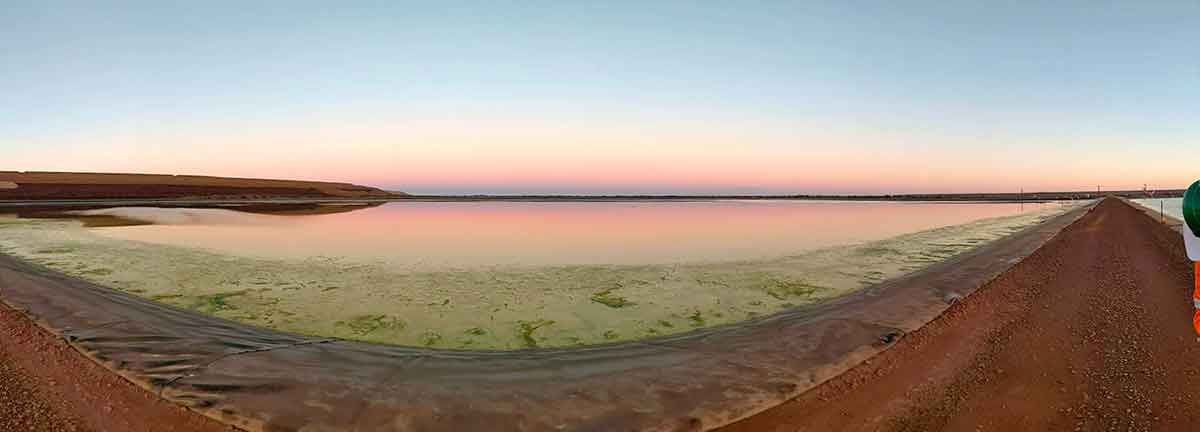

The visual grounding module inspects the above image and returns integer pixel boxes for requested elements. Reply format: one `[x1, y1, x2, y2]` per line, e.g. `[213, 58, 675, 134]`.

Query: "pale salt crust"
[0, 202, 1081, 349]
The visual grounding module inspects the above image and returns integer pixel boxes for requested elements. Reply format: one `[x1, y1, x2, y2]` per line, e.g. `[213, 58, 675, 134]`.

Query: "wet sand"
[719, 198, 1200, 431]
[0, 302, 230, 432]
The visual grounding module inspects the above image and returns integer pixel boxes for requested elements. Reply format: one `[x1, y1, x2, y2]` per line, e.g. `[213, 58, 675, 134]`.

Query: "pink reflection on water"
[92, 201, 1057, 268]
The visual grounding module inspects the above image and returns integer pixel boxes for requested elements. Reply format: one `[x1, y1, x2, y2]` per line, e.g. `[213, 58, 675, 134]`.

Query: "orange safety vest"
[1194, 262, 1200, 336]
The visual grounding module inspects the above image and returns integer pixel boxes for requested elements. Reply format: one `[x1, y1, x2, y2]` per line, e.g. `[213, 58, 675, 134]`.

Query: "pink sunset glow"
[8, 114, 1193, 195]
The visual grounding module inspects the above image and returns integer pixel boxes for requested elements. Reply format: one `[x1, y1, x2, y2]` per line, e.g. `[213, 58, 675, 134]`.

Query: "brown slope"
[0, 303, 234, 432]
[718, 197, 1200, 431]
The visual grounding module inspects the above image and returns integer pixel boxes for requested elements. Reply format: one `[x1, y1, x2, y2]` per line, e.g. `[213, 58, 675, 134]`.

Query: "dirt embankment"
[0, 171, 401, 201]
[0, 303, 233, 432]
[720, 197, 1200, 432]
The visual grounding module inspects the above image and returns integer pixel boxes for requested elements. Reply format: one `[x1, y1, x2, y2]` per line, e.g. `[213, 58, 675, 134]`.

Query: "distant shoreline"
[0, 171, 1183, 206]
[0, 171, 400, 202]
[0, 191, 1184, 208]
[0, 190, 1183, 210]
[400, 189, 1183, 202]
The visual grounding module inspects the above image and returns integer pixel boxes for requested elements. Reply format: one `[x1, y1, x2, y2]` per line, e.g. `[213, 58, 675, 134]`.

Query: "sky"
[2, 1, 1197, 195]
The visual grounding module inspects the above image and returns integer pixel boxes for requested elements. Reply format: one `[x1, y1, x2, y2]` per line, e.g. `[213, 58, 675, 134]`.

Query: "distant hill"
[0, 171, 404, 201]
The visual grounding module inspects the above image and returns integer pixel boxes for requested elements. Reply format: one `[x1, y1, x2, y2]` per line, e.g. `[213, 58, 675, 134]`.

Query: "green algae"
[464, 327, 487, 336]
[590, 288, 634, 308]
[517, 319, 556, 348]
[335, 314, 406, 336]
[34, 246, 76, 254]
[762, 278, 823, 300]
[192, 290, 250, 313]
[78, 267, 114, 276]
[419, 331, 443, 347]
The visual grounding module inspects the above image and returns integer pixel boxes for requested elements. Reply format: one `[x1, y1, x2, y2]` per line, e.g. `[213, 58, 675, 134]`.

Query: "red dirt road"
[0, 303, 232, 432]
[720, 198, 1200, 431]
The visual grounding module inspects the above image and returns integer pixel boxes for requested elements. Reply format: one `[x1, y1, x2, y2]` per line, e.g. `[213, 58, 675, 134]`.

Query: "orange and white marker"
[1182, 180, 1199, 335]
[1193, 260, 1200, 337]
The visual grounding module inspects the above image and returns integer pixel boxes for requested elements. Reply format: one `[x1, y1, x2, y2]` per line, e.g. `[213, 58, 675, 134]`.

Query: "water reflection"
[52, 200, 1069, 269]
[5, 202, 381, 227]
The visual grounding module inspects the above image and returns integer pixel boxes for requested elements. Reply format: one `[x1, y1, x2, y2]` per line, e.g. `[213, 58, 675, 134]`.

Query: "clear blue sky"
[2, 1, 1197, 194]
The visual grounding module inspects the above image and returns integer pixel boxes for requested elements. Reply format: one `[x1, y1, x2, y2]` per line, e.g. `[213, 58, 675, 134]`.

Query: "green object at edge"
[1185, 180, 1200, 237]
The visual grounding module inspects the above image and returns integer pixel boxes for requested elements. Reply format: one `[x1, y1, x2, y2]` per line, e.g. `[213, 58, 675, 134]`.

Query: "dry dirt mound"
[720, 198, 1200, 432]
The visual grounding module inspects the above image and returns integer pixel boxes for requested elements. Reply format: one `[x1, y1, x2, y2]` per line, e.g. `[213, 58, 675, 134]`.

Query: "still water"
[1132, 198, 1184, 222]
[81, 200, 1068, 269]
